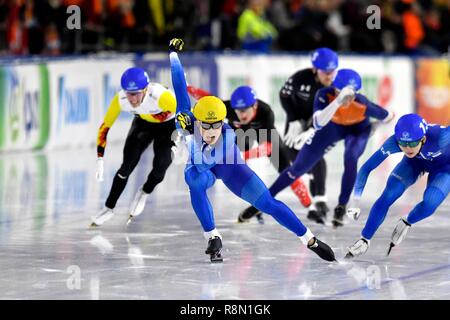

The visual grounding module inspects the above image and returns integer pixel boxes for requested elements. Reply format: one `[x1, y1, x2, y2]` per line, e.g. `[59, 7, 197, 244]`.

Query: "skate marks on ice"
[1, 147, 450, 299]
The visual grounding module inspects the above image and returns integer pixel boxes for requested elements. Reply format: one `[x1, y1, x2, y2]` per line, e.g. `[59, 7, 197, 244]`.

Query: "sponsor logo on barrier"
[7, 68, 40, 145]
[103, 74, 118, 112]
[8, 69, 21, 143]
[57, 76, 89, 132]
[24, 91, 39, 139]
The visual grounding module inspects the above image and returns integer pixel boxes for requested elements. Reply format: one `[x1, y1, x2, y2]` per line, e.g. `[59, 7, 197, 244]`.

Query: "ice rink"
[0, 135, 449, 300]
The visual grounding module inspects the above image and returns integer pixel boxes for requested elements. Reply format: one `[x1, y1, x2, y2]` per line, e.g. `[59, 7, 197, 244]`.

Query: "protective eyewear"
[397, 139, 422, 148]
[200, 121, 223, 130]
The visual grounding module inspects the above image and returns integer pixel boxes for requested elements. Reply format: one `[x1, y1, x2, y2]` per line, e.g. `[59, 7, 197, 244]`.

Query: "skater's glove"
[169, 38, 184, 53]
[292, 127, 314, 150]
[176, 112, 194, 134]
[96, 157, 104, 182]
[336, 86, 355, 105]
[284, 120, 303, 148]
[369, 110, 395, 137]
[346, 207, 361, 221]
[346, 198, 361, 220]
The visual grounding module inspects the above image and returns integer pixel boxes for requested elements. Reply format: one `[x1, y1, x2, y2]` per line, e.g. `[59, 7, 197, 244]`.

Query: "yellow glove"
[169, 38, 184, 53]
[176, 112, 194, 134]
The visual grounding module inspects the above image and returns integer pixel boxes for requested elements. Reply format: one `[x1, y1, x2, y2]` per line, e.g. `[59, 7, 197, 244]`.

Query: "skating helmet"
[395, 113, 428, 144]
[311, 48, 339, 72]
[230, 86, 257, 109]
[121, 67, 150, 92]
[333, 69, 362, 92]
[193, 96, 227, 123]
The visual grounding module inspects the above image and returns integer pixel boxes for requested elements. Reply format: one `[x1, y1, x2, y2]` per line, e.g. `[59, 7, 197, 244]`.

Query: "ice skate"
[205, 236, 223, 262]
[90, 207, 114, 228]
[307, 237, 336, 262]
[332, 204, 346, 228]
[387, 218, 411, 256]
[126, 188, 149, 225]
[237, 206, 261, 223]
[345, 238, 370, 259]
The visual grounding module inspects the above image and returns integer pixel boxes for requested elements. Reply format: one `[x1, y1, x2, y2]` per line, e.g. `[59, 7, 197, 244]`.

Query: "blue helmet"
[395, 114, 428, 142]
[333, 69, 362, 91]
[121, 67, 150, 92]
[311, 48, 338, 72]
[230, 85, 257, 109]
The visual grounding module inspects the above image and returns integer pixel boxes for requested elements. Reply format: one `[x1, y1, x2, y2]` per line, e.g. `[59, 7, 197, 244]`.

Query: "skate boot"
[387, 218, 411, 256]
[205, 236, 223, 262]
[237, 206, 261, 223]
[290, 177, 312, 208]
[126, 188, 149, 225]
[345, 238, 370, 259]
[307, 237, 336, 262]
[90, 207, 114, 228]
[307, 201, 329, 224]
[332, 204, 346, 228]
[316, 201, 329, 219]
[307, 208, 324, 224]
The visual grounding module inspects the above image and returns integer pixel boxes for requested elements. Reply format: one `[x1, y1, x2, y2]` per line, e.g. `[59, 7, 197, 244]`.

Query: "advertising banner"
[0, 64, 49, 151]
[216, 55, 414, 133]
[416, 58, 450, 126]
[137, 53, 218, 102]
[45, 59, 134, 150]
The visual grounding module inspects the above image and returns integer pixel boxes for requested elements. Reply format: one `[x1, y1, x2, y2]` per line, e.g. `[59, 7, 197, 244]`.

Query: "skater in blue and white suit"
[346, 113, 450, 258]
[168, 38, 336, 263]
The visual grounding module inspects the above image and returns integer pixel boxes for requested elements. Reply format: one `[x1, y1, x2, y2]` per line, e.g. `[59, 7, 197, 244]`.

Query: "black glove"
[169, 38, 184, 53]
[176, 112, 194, 134]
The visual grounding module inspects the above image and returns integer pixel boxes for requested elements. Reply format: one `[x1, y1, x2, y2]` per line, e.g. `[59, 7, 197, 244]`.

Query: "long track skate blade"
[237, 216, 248, 224]
[89, 222, 100, 228]
[344, 252, 354, 259]
[387, 243, 395, 256]
[332, 220, 343, 229]
[126, 215, 133, 226]
[210, 253, 223, 263]
[256, 214, 264, 225]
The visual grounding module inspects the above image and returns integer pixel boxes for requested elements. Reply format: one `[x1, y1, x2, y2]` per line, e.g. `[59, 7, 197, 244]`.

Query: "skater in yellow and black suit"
[91, 67, 176, 227]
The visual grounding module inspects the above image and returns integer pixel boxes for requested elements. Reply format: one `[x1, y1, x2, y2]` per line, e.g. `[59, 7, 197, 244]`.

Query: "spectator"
[237, 0, 278, 53]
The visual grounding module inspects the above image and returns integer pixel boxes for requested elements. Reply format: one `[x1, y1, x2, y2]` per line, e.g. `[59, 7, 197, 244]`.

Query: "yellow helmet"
[192, 96, 227, 123]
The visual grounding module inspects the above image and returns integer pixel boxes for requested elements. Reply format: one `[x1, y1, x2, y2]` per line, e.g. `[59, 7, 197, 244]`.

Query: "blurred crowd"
[0, 0, 449, 56]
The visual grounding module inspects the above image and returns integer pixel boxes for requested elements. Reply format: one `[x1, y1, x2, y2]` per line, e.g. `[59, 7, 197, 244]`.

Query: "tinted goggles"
[200, 121, 223, 130]
[397, 139, 422, 148]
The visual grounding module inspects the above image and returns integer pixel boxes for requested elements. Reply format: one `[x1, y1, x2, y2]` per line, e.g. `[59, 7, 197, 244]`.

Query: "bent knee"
[185, 168, 215, 190]
[422, 186, 445, 212]
[253, 191, 278, 212]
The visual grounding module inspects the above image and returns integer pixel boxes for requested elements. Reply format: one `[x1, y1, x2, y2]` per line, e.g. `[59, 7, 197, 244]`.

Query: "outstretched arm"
[313, 86, 355, 129]
[346, 135, 400, 220]
[169, 39, 195, 134]
[353, 135, 400, 200]
[169, 39, 190, 114]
